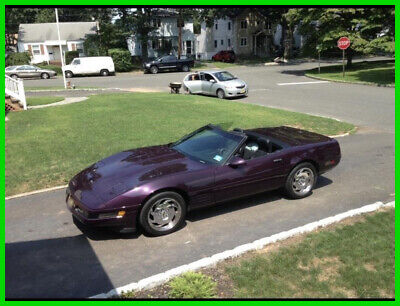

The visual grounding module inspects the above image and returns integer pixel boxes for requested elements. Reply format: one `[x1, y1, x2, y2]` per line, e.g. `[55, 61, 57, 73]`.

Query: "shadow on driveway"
[5, 235, 114, 299]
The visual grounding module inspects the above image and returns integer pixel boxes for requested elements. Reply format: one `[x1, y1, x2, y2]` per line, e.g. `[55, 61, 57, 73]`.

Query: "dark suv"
[212, 50, 236, 63]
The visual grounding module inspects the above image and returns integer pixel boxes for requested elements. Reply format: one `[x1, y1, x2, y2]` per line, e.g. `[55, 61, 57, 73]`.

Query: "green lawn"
[27, 96, 64, 106]
[227, 208, 395, 298]
[306, 60, 395, 86]
[5, 93, 354, 196]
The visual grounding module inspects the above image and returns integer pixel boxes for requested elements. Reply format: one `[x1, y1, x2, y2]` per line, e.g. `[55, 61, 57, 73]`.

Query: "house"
[127, 9, 303, 60]
[127, 10, 198, 59]
[17, 22, 98, 64]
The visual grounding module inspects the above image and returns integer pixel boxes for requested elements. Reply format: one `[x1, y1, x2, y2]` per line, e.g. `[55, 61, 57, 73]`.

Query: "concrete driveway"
[6, 61, 395, 298]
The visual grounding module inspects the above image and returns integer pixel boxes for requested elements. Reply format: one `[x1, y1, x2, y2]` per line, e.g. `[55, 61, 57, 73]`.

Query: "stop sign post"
[337, 37, 350, 77]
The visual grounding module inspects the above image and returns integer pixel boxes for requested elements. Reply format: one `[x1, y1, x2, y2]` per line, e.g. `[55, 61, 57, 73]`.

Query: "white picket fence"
[5, 75, 27, 110]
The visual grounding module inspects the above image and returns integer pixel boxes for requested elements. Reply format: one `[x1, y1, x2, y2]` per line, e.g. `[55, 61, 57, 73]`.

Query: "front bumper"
[66, 188, 139, 229]
[225, 87, 248, 97]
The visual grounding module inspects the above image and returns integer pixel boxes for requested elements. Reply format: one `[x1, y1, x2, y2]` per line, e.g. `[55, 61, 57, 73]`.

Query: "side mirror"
[228, 156, 246, 168]
[210, 79, 216, 83]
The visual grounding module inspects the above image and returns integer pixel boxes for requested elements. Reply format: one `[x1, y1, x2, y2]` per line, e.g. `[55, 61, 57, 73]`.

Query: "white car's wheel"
[217, 89, 225, 99]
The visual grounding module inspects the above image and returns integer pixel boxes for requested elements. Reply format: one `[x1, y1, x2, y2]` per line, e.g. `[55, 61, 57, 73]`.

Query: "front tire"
[139, 191, 186, 236]
[217, 89, 225, 99]
[284, 162, 317, 199]
[181, 64, 189, 72]
[150, 66, 158, 74]
[10, 74, 18, 79]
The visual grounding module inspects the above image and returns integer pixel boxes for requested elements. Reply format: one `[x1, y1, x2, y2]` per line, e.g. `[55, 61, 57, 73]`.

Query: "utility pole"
[55, 8, 67, 89]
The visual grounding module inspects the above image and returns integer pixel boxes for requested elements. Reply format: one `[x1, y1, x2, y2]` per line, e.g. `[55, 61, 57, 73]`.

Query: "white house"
[17, 22, 98, 64]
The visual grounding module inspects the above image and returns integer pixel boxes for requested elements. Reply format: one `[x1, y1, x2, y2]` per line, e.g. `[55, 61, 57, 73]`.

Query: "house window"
[215, 22, 218, 30]
[240, 20, 247, 29]
[186, 40, 192, 55]
[228, 22, 231, 30]
[265, 21, 272, 29]
[76, 43, 84, 54]
[214, 40, 217, 48]
[153, 18, 161, 27]
[221, 39, 224, 46]
[32, 44, 41, 55]
[228, 38, 231, 47]
[240, 37, 247, 46]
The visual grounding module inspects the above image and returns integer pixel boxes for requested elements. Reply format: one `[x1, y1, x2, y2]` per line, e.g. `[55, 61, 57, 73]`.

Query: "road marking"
[91, 200, 395, 298]
[251, 88, 271, 92]
[277, 81, 329, 86]
[5, 185, 68, 201]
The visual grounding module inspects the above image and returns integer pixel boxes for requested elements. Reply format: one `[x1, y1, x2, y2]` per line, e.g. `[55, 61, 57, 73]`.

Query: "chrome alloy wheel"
[147, 198, 182, 231]
[292, 167, 314, 196]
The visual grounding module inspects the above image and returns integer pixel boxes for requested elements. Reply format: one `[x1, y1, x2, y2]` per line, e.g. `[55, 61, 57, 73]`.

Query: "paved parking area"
[7, 60, 395, 298]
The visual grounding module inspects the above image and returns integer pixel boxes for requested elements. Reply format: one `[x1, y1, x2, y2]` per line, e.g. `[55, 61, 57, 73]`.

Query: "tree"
[287, 8, 395, 67]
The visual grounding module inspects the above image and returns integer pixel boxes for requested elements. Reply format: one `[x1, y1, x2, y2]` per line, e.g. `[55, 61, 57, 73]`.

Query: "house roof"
[18, 22, 98, 43]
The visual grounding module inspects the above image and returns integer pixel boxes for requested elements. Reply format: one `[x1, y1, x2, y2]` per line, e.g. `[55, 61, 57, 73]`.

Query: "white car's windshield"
[213, 71, 236, 82]
[172, 127, 244, 165]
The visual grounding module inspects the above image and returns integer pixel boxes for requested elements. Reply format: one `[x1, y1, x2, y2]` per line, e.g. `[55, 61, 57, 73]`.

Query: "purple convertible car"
[67, 124, 341, 236]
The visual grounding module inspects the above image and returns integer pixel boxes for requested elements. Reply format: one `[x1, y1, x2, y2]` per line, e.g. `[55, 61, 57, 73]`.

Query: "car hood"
[70, 145, 196, 209]
[221, 79, 246, 87]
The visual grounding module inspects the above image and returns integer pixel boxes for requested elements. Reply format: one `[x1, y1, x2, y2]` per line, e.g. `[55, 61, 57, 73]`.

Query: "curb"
[5, 185, 67, 200]
[91, 200, 395, 298]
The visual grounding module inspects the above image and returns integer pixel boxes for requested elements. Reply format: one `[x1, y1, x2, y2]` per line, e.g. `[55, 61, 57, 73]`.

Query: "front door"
[213, 152, 287, 203]
[201, 73, 217, 95]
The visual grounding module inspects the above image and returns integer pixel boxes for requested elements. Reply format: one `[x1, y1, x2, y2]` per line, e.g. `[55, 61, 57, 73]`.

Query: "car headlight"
[145, 63, 151, 67]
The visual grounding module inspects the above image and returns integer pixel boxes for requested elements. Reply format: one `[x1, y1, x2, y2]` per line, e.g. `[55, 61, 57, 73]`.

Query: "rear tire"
[41, 72, 50, 79]
[65, 71, 73, 78]
[181, 65, 189, 72]
[284, 162, 317, 199]
[139, 191, 186, 236]
[150, 66, 158, 74]
[217, 89, 225, 99]
[10, 74, 18, 79]
[100, 69, 109, 76]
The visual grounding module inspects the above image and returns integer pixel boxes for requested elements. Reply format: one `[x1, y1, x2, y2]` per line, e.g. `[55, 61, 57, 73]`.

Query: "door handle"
[273, 158, 282, 163]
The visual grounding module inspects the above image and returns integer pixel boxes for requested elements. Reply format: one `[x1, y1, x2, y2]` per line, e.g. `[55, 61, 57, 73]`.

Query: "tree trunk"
[346, 48, 353, 68]
[141, 34, 148, 61]
[178, 24, 182, 59]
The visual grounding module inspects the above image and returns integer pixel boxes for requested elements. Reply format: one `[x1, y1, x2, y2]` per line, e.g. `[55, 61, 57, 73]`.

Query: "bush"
[36, 64, 62, 75]
[5, 52, 31, 66]
[65, 51, 79, 64]
[168, 272, 217, 298]
[108, 48, 133, 72]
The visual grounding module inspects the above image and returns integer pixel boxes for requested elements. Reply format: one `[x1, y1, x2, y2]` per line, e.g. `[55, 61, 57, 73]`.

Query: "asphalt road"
[6, 61, 395, 298]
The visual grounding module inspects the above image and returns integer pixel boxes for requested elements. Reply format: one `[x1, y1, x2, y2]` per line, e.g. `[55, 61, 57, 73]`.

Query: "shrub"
[65, 51, 80, 64]
[108, 48, 133, 72]
[36, 64, 62, 75]
[168, 272, 217, 298]
[5, 52, 31, 66]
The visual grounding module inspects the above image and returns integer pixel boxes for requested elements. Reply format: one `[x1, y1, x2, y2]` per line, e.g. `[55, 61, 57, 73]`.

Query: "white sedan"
[183, 70, 248, 99]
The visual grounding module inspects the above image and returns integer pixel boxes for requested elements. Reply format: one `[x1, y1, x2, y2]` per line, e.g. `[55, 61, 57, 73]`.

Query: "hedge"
[5, 52, 31, 66]
[108, 48, 133, 72]
[65, 51, 80, 65]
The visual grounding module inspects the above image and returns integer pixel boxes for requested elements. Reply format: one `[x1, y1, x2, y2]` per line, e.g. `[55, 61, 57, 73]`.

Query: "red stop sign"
[337, 37, 350, 50]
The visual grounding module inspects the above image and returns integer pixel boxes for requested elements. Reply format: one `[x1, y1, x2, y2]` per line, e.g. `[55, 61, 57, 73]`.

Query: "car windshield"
[172, 127, 244, 165]
[5, 66, 16, 71]
[213, 71, 236, 82]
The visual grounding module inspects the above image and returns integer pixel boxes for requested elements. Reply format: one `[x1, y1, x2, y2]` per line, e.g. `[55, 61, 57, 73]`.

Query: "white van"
[63, 57, 115, 78]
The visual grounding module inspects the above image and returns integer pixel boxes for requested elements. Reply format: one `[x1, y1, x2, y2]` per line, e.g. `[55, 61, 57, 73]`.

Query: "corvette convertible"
[67, 125, 341, 236]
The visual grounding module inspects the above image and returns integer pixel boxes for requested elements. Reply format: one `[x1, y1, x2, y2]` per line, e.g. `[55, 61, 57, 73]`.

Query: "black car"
[143, 55, 194, 74]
